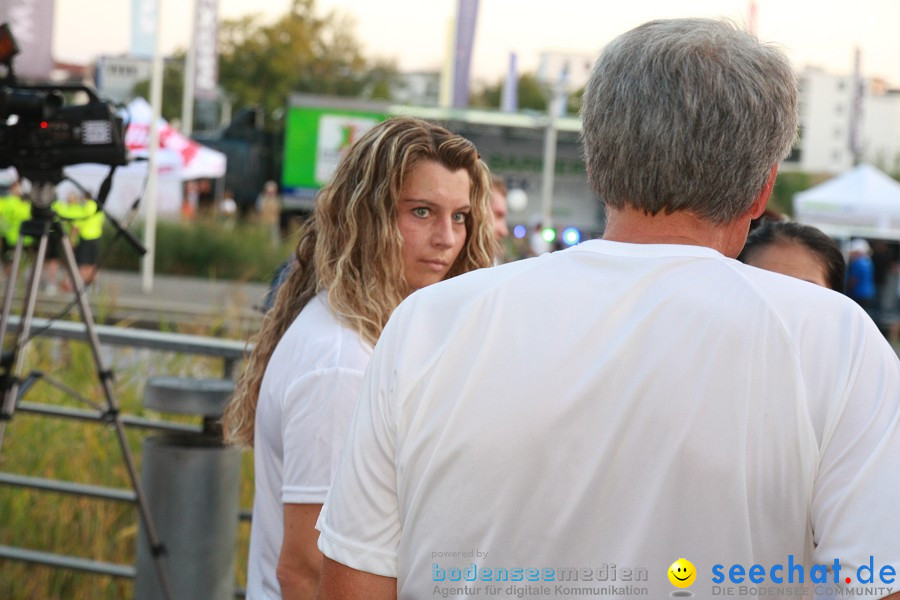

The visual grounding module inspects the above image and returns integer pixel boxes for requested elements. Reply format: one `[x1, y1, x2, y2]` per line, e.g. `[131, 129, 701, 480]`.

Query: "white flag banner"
[130, 0, 158, 59]
[192, 0, 219, 100]
[501, 52, 518, 113]
[451, 0, 479, 109]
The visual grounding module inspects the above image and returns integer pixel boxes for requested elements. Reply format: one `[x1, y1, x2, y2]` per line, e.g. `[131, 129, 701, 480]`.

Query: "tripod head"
[20, 169, 63, 224]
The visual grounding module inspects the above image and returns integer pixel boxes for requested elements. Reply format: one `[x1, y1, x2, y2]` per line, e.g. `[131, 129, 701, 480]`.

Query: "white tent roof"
[793, 163, 900, 240]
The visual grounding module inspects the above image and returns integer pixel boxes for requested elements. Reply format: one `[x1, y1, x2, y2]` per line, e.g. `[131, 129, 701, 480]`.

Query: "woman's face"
[745, 240, 830, 288]
[397, 160, 471, 294]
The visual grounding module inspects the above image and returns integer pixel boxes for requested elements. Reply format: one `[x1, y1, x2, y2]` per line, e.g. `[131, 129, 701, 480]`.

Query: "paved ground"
[99, 270, 269, 331]
[98, 269, 270, 315]
[13, 269, 269, 335]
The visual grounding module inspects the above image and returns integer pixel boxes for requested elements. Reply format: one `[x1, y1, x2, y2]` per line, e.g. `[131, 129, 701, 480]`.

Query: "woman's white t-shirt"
[246, 291, 372, 600]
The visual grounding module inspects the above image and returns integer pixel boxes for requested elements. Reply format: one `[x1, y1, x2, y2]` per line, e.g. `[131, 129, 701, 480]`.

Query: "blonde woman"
[222, 116, 494, 600]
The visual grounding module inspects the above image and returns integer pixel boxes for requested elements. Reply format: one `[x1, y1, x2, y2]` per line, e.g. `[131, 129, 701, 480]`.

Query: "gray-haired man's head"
[580, 18, 798, 224]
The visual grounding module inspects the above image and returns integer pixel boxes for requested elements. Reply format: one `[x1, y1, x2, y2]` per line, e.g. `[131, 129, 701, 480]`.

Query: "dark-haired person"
[316, 19, 900, 600]
[489, 174, 509, 260]
[222, 117, 495, 600]
[738, 220, 845, 291]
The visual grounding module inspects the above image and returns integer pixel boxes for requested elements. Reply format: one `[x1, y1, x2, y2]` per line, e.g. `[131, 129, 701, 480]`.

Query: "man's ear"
[749, 164, 779, 219]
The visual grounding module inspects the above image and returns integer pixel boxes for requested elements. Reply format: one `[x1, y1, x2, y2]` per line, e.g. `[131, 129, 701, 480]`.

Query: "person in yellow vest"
[54, 191, 104, 287]
[0, 181, 33, 276]
[48, 192, 80, 293]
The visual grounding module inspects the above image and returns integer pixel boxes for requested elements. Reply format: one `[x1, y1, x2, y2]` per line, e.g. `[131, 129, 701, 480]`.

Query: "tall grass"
[0, 325, 255, 598]
[100, 218, 294, 283]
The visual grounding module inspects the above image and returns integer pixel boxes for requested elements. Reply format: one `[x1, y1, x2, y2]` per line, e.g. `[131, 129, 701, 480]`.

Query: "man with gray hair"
[316, 19, 900, 600]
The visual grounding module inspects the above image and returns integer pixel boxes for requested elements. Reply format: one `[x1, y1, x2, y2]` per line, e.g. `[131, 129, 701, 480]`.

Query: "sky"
[51, 0, 900, 88]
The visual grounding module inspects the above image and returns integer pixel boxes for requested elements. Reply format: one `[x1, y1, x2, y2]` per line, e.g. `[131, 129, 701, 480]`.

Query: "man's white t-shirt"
[318, 240, 900, 600]
[246, 291, 372, 600]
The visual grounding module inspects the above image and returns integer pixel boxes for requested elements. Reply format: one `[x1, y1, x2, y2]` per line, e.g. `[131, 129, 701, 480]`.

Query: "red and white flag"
[126, 97, 226, 180]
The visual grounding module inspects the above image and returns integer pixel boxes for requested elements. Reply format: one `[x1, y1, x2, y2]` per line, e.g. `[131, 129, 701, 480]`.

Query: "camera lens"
[0, 88, 62, 120]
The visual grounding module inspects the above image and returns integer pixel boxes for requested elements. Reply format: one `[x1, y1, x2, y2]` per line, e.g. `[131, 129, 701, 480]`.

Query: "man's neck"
[602, 207, 751, 258]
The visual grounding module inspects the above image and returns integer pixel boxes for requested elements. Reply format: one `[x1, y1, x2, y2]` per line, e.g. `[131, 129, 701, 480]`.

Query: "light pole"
[540, 67, 567, 230]
[537, 51, 593, 231]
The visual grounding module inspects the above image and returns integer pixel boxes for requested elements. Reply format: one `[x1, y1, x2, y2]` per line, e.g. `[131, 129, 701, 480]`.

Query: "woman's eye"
[452, 212, 468, 223]
[413, 207, 429, 217]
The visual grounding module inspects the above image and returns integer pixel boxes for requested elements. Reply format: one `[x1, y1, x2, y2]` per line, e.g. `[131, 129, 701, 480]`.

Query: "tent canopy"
[793, 163, 900, 241]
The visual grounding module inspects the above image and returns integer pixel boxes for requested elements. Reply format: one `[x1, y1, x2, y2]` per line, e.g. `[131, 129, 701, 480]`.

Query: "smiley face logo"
[668, 558, 696, 588]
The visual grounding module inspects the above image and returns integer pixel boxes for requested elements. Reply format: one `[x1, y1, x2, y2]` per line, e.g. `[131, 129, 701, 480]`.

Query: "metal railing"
[0, 316, 252, 595]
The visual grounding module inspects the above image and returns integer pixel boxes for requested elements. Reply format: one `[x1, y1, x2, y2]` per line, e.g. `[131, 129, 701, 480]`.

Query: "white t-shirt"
[246, 291, 372, 600]
[318, 240, 900, 600]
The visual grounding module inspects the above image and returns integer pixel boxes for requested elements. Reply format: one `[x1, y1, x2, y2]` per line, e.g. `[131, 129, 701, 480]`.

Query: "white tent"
[61, 98, 227, 219]
[793, 163, 900, 241]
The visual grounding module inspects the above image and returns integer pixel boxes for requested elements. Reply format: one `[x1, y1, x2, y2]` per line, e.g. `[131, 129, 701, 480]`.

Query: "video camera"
[0, 23, 127, 188]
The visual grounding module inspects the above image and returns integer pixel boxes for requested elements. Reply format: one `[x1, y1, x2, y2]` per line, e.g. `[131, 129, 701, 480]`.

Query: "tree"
[130, 0, 396, 131]
[472, 73, 547, 112]
[567, 86, 585, 115]
[471, 73, 584, 115]
[218, 0, 397, 127]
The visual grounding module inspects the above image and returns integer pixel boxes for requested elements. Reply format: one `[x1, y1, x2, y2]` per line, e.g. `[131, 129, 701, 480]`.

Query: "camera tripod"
[0, 184, 173, 600]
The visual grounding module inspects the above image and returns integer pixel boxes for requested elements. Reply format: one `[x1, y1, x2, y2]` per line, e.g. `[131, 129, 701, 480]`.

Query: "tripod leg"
[58, 236, 174, 600]
[0, 230, 51, 450]
[0, 234, 27, 342]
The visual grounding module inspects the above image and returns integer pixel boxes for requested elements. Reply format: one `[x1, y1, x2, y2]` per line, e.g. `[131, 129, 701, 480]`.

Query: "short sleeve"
[810, 314, 900, 583]
[281, 366, 366, 504]
[316, 313, 405, 578]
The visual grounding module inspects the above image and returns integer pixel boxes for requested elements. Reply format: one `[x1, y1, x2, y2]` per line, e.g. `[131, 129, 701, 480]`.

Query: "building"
[862, 85, 900, 173]
[94, 55, 154, 104]
[390, 71, 442, 107]
[786, 66, 900, 175]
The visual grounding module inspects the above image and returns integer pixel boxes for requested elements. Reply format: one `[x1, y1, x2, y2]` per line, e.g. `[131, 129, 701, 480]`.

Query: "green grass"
[0, 329, 255, 599]
[100, 218, 295, 283]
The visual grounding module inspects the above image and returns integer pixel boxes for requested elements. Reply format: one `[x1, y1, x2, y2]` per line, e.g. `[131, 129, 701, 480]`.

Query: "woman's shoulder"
[278, 293, 372, 372]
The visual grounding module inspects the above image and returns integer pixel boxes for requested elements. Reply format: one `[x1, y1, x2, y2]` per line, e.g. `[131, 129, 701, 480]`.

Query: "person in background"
[0, 181, 31, 276]
[41, 192, 78, 295]
[221, 116, 494, 600]
[218, 189, 238, 231]
[489, 175, 509, 262]
[526, 216, 551, 256]
[315, 19, 899, 600]
[182, 180, 199, 220]
[846, 237, 876, 311]
[738, 220, 845, 291]
[257, 180, 282, 247]
[55, 191, 104, 288]
[871, 239, 899, 315]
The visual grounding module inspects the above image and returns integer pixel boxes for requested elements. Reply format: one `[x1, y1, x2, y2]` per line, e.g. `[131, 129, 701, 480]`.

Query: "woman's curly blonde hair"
[222, 116, 495, 447]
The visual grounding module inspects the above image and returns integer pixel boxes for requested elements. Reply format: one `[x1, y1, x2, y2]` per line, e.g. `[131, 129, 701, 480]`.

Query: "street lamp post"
[540, 72, 567, 230]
